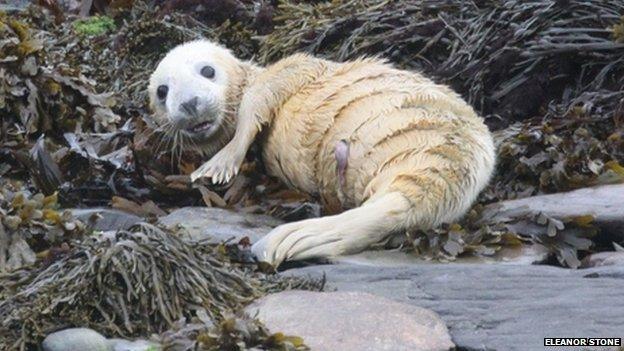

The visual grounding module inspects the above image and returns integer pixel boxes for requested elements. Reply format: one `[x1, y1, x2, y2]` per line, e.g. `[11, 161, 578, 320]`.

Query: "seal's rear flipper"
[251, 192, 411, 267]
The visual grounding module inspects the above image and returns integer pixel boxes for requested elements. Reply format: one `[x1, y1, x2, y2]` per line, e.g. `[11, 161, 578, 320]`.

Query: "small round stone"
[42, 328, 111, 351]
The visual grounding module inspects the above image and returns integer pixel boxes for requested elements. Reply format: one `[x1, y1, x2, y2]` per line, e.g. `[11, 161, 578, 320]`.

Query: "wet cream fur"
[150, 40, 496, 267]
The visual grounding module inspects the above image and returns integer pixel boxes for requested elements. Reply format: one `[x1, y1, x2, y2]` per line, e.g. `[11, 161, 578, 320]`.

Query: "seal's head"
[148, 40, 252, 156]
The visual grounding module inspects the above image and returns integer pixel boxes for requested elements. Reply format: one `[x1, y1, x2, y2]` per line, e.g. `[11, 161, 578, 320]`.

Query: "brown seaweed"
[0, 223, 320, 350]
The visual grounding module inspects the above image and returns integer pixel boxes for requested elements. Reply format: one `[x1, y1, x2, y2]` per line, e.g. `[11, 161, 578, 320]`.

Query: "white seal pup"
[148, 40, 496, 267]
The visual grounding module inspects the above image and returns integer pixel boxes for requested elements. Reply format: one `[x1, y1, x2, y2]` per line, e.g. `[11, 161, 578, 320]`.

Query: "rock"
[42, 328, 110, 351]
[5, 236, 36, 271]
[0, 0, 29, 12]
[582, 251, 624, 268]
[71, 208, 141, 231]
[481, 184, 624, 239]
[335, 244, 549, 266]
[107, 338, 161, 351]
[245, 290, 454, 351]
[158, 207, 282, 243]
[273, 202, 322, 221]
[286, 263, 624, 351]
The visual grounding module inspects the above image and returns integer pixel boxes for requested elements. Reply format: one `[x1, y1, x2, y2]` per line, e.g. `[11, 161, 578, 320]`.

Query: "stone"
[0, 0, 29, 12]
[481, 184, 624, 239]
[42, 328, 110, 351]
[245, 290, 454, 351]
[107, 338, 161, 351]
[582, 251, 624, 268]
[335, 244, 549, 266]
[158, 207, 282, 243]
[286, 263, 624, 351]
[71, 208, 141, 231]
[273, 202, 322, 221]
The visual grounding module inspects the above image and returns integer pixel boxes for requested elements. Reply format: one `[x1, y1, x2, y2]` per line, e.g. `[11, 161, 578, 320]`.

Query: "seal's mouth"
[186, 121, 213, 134]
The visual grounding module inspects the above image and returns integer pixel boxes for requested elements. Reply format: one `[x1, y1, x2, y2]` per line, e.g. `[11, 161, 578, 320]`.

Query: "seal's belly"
[261, 59, 483, 208]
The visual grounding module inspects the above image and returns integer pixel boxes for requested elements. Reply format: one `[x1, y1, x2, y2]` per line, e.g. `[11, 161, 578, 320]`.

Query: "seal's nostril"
[179, 97, 199, 115]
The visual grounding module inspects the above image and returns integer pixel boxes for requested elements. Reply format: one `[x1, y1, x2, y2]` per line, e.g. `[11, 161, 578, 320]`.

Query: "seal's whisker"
[178, 130, 186, 166]
[183, 132, 200, 151]
[154, 133, 167, 155]
[170, 130, 180, 171]
[141, 120, 171, 141]
[154, 124, 171, 153]
[156, 124, 176, 155]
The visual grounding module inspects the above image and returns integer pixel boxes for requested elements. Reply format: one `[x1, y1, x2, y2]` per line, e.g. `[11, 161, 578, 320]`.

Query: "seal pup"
[148, 40, 496, 267]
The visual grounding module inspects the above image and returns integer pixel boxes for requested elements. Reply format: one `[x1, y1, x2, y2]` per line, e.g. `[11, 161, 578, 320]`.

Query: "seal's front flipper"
[190, 102, 261, 184]
[190, 143, 245, 184]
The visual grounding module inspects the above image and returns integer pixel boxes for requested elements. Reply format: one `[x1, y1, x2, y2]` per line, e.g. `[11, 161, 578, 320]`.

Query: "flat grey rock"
[582, 251, 624, 268]
[107, 338, 161, 351]
[0, 0, 30, 12]
[71, 208, 141, 231]
[158, 207, 282, 243]
[246, 290, 454, 351]
[42, 328, 110, 351]
[481, 184, 624, 239]
[285, 263, 624, 351]
[335, 244, 549, 266]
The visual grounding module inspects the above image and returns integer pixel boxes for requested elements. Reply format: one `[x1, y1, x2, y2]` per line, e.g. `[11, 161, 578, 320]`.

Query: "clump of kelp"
[0, 223, 320, 350]
[0, 178, 89, 272]
[0, 11, 120, 140]
[406, 204, 599, 268]
[262, 0, 624, 123]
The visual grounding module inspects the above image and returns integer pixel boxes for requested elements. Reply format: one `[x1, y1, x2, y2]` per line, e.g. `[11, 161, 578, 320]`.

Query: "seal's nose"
[179, 97, 198, 116]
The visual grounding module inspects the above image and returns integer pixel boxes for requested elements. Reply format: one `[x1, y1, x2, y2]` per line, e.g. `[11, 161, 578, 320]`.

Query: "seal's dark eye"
[157, 85, 168, 100]
[200, 65, 215, 79]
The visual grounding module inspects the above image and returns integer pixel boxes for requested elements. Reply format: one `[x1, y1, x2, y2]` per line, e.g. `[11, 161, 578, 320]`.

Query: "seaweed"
[261, 0, 624, 126]
[0, 223, 321, 350]
[405, 205, 598, 268]
[0, 178, 88, 272]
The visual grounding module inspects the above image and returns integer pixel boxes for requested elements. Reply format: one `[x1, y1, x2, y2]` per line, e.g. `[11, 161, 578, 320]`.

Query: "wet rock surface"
[245, 290, 454, 351]
[481, 184, 624, 238]
[582, 251, 624, 268]
[283, 263, 624, 351]
[158, 207, 282, 243]
[71, 208, 142, 231]
[0, 0, 29, 12]
[108, 338, 161, 351]
[335, 244, 550, 266]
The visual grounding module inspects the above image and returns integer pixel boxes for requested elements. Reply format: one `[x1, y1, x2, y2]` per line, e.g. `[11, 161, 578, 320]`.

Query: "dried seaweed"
[406, 206, 598, 268]
[485, 110, 624, 201]
[0, 223, 321, 350]
[0, 178, 88, 272]
[0, 11, 120, 141]
[260, 0, 624, 125]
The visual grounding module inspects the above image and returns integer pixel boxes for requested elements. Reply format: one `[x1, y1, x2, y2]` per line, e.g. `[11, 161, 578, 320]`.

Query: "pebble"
[42, 328, 110, 351]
